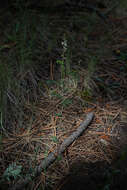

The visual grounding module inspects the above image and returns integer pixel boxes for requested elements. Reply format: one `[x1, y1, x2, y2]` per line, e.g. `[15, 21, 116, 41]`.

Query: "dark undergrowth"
[0, 0, 127, 189]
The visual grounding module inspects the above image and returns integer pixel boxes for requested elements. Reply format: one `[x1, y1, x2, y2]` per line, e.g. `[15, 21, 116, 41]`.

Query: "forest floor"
[0, 1, 127, 190]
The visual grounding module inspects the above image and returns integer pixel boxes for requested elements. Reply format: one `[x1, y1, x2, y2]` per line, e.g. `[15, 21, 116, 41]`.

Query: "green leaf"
[51, 136, 58, 143]
[57, 155, 62, 161]
[51, 91, 62, 99]
[3, 163, 22, 181]
[46, 80, 56, 85]
[55, 113, 62, 117]
[61, 98, 72, 107]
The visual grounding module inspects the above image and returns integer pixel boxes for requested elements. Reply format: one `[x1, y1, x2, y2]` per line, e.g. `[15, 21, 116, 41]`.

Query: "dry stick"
[9, 112, 94, 190]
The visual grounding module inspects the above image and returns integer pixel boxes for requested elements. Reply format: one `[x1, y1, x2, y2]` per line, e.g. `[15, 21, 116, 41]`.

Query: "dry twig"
[9, 112, 94, 190]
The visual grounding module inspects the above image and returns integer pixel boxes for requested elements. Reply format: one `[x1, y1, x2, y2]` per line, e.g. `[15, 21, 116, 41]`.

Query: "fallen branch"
[9, 112, 94, 190]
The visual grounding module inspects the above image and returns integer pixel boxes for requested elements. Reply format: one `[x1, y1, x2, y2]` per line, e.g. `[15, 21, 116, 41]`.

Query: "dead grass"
[1, 91, 127, 188]
[0, 2, 127, 190]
